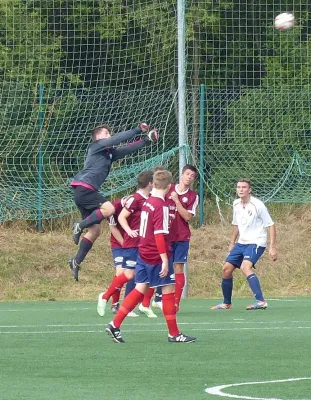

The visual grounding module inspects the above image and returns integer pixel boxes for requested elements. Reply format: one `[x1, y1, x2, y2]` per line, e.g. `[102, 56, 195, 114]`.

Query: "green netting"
[0, 1, 310, 223]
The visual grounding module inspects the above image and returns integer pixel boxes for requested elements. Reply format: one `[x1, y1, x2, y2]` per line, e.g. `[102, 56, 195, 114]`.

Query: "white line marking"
[205, 377, 311, 400]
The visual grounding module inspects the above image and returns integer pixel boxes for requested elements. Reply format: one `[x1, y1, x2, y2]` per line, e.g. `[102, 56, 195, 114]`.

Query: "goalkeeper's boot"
[246, 300, 268, 310]
[106, 323, 125, 343]
[210, 303, 232, 310]
[97, 293, 107, 317]
[168, 333, 196, 343]
[139, 122, 150, 132]
[73, 221, 82, 245]
[68, 258, 80, 281]
[146, 129, 159, 143]
[138, 303, 158, 318]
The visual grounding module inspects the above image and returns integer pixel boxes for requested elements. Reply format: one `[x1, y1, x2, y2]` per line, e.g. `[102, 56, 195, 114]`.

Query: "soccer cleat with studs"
[246, 300, 268, 310]
[72, 221, 82, 245]
[210, 303, 232, 310]
[146, 129, 159, 143]
[139, 303, 158, 318]
[106, 323, 125, 343]
[97, 293, 107, 317]
[68, 258, 80, 281]
[168, 333, 197, 343]
[139, 122, 150, 132]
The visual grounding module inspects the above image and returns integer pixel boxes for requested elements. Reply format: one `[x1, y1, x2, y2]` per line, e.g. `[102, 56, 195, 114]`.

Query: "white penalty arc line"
[205, 377, 311, 400]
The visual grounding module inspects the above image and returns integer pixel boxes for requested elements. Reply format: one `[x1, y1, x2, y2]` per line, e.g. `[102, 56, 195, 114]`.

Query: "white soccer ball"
[274, 13, 295, 31]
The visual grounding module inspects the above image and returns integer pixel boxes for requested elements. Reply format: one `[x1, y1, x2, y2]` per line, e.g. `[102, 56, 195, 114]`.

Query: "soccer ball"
[274, 13, 295, 31]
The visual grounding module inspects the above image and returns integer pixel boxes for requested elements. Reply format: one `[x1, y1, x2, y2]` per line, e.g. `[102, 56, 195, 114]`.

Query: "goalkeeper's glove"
[145, 129, 159, 144]
[139, 122, 150, 132]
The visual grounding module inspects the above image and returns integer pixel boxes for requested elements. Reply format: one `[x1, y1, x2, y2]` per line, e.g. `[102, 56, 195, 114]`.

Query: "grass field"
[1, 298, 310, 400]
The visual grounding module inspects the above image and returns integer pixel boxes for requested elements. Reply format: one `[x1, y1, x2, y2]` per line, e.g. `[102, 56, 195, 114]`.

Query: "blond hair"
[153, 170, 173, 190]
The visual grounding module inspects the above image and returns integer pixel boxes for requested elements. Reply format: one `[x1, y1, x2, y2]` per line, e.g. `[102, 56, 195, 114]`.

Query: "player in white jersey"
[211, 178, 277, 310]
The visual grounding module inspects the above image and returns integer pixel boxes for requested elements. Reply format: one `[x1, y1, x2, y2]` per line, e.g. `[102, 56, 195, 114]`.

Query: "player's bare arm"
[229, 225, 239, 251]
[109, 225, 124, 246]
[268, 224, 277, 261]
[118, 208, 139, 238]
[170, 191, 193, 222]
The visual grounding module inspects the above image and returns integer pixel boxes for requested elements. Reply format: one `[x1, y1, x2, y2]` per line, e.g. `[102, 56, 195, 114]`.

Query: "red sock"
[175, 273, 185, 309]
[111, 282, 120, 304]
[113, 289, 144, 328]
[103, 273, 129, 301]
[162, 292, 179, 337]
[142, 287, 155, 307]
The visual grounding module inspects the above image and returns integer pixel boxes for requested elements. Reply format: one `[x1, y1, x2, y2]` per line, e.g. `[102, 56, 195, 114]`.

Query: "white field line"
[205, 377, 311, 400]
[0, 325, 311, 335]
[1, 320, 310, 329]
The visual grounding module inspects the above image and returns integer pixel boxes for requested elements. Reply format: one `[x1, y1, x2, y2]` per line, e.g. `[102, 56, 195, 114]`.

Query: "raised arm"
[91, 127, 143, 154]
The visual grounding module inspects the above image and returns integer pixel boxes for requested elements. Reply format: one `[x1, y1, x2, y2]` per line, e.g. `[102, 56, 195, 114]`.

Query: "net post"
[178, 0, 188, 299]
[37, 82, 44, 232]
[199, 84, 205, 227]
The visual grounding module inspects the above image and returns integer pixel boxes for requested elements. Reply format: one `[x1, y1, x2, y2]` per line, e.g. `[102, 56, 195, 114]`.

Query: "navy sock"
[222, 278, 233, 304]
[124, 277, 136, 298]
[247, 274, 264, 301]
[79, 209, 104, 230]
[75, 237, 93, 264]
[154, 286, 162, 302]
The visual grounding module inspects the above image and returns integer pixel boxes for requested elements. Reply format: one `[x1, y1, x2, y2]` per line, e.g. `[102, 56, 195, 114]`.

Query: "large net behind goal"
[1, 1, 310, 223]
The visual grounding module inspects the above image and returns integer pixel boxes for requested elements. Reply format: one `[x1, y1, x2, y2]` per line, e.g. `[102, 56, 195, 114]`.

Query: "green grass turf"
[0, 298, 310, 400]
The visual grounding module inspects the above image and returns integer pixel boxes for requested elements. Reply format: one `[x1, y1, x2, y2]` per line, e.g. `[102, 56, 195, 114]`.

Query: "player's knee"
[100, 201, 115, 217]
[174, 263, 184, 274]
[222, 262, 234, 278]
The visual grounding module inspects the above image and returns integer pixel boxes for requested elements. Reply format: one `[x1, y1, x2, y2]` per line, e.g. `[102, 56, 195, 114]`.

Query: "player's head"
[91, 124, 112, 141]
[181, 164, 198, 187]
[153, 170, 173, 194]
[137, 170, 154, 190]
[236, 178, 252, 199]
[152, 165, 166, 173]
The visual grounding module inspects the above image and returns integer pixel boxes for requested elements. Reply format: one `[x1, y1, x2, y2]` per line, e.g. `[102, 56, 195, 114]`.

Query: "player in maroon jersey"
[106, 170, 197, 343]
[166, 164, 199, 310]
[97, 196, 127, 316]
[96, 171, 154, 317]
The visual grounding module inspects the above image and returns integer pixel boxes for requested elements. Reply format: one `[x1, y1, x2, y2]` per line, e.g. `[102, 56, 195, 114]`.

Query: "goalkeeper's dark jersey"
[71, 127, 146, 191]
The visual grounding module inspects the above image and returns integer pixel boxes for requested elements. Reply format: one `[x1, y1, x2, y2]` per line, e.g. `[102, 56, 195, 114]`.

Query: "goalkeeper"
[68, 123, 158, 281]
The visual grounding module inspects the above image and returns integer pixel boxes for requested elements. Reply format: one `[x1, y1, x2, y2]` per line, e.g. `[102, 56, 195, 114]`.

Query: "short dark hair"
[182, 164, 198, 176]
[91, 124, 112, 141]
[137, 170, 154, 189]
[237, 178, 252, 187]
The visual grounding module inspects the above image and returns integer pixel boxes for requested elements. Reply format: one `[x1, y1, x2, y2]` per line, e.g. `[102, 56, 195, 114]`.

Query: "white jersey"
[232, 196, 274, 247]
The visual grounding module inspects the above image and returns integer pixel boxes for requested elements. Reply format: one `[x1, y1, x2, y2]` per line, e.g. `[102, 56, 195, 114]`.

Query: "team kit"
[69, 124, 277, 344]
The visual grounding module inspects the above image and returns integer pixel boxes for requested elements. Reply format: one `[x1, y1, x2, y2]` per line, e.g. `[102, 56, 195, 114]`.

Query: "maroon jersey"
[122, 191, 149, 248]
[166, 184, 199, 242]
[108, 198, 125, 249]
[138, 195, 171, 265]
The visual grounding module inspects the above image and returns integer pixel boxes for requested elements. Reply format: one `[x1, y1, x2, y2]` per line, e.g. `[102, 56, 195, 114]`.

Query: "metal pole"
[199, 84, 205, 227]
[177, 0, 188, 298]
[38, 82, 44, 232]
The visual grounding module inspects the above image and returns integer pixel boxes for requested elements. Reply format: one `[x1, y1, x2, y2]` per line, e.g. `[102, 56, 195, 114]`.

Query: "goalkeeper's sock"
[113, 289, 144, 328]
[79, 209, 105, 230]
[103, 273, 130, 301]
[75, 237, 93, 265]
[124, 277, 136, 298]
[247, 274, 264, 302]
[222, 277, 233, 304]
[163, 292, 179, 337]
[175, 273, 185, 309]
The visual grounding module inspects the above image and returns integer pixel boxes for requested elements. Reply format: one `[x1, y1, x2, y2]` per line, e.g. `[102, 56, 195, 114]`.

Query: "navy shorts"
[122, 248, 138, 270]
[226, 243, 266, 268]
[73, 186, 108, 219]
[135, 255, 175, 288]
[111, 248, 124, 267]
[172, 241, 190, 263]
